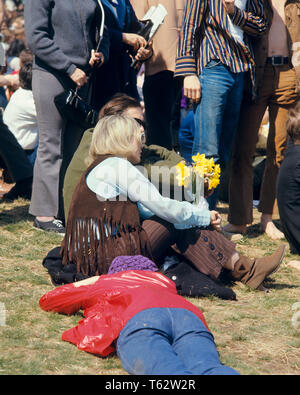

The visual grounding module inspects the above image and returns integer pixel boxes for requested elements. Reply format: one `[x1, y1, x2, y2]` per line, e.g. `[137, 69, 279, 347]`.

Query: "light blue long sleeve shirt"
[86, 157, 211, 229]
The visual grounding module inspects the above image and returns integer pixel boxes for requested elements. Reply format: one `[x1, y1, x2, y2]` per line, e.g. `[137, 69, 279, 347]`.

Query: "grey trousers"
[29, 69, 87, 220]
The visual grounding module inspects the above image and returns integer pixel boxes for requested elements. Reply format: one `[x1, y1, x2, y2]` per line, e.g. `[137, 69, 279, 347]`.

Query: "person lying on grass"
[40, 255, 240, 375]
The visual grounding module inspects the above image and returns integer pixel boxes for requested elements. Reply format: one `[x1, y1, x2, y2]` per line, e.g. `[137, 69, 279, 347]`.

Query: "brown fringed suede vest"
[60, 154, 153, 276]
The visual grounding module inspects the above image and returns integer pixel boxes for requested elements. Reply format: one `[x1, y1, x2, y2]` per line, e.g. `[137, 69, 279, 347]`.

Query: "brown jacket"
[250, 0, 300, 97]
[130, 0, 185, 75]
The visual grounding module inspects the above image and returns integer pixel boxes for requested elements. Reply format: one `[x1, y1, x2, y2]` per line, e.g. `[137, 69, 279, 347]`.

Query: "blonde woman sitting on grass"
[61, 115, 285, 291]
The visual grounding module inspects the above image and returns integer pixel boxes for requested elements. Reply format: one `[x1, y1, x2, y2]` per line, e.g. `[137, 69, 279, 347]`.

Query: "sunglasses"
[134, 118, 147, 144]
[134, 118, 146, 130]
[140, 132, 146, 144]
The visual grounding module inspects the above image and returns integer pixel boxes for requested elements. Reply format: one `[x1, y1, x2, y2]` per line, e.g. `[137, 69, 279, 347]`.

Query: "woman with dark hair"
[24, 0, 110, 233]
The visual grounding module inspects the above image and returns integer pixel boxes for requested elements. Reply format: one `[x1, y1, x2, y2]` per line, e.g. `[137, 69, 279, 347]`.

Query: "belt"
[266, 56, 289, 66]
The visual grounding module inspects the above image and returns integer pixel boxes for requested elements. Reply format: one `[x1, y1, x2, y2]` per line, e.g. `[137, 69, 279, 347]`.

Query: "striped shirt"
[175, 0, 268, 78]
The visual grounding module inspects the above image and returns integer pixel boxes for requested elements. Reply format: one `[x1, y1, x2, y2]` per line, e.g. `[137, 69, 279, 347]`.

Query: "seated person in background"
[0, 111, 33, 201]
[4, 49, 33, 101]
[3, 62, 38, 165]
[63, 93, 183, 222]
[5, 38, 25, 74]
[277, 101, 300, 255]
[0, 72, 19, 95]
[39, 256, 240, 375]
[0, 74, 18, 110]
[61, 115, 285, 292]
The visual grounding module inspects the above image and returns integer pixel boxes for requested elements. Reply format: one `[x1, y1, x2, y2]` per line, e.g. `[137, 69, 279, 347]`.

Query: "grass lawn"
[0, 198, 300, 375]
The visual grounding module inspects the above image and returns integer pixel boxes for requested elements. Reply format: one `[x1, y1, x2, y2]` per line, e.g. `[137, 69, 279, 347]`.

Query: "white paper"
[142, 4, 168, 41]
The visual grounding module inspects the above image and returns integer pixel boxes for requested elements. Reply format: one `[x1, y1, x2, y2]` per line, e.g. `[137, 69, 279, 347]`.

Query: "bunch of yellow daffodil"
[176, 153, 221, 191]
[175, 161, 192, 187]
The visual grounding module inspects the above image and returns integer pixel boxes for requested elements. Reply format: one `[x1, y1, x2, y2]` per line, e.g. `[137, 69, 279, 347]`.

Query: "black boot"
[2, 176, 33, 201]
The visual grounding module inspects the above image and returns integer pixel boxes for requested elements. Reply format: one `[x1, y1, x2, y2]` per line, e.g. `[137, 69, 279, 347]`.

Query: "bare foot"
[287, 261, 300, 271]
[260, 215, 285, 240]
[223, 223, 247, 235]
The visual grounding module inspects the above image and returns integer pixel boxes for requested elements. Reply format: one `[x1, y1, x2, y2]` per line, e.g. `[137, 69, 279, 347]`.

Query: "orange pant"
[228, 63, 298, 225]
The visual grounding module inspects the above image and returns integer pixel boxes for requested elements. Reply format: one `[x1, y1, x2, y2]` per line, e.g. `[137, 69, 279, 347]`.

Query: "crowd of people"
[0, 0, 300, 375]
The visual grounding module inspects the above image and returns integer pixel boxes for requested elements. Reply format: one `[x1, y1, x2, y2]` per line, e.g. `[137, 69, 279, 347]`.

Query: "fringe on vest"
[60, 155, 153, 276]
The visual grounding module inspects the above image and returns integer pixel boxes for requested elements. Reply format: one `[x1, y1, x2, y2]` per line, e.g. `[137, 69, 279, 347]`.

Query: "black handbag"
[54, 0, 105, 130]
[54, 87, 99, 130]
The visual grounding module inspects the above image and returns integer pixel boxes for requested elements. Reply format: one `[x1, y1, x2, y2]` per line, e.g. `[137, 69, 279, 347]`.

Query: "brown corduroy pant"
[142, 216, 236, 280]
[228, 64, 297, 225]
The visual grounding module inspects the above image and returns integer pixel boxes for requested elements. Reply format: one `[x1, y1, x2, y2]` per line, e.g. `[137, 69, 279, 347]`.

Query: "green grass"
[0, 198, 300, 375]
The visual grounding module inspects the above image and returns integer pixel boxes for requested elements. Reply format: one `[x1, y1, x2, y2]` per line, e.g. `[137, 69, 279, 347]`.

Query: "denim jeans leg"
[209, 71, 244, 209]
[117, 308, 239, 375]
[116, 308, 193, 375]
[193, 61, 228, 161]
[219, 72, 244, 166]
[170, 309, 240, 375]
[193, 61, 244, 209]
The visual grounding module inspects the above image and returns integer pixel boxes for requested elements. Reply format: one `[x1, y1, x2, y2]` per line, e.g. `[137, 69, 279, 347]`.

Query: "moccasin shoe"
[231, 245, 286, 290]
[243, 245, 286, 289]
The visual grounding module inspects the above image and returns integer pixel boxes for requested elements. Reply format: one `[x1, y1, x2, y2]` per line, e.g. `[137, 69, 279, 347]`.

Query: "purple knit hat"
[108, 255, 159, 274]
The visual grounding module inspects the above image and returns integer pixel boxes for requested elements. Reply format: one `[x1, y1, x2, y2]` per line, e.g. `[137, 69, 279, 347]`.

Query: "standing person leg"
[225, 64, 275, 233]
[225, 98, 268, 231]
[219, 73, 244, 166]
[258, 105, 288, 239]
[208, 70, 244, 209]
[58, 84, 89, 222]
[170, 76, 184, 152]
[192, 61, 226, 161]
[193, 61, 244, 210]
[29, 69, 66, 233]
[258, 64, 298, 239]
[143, 71, 178, 150]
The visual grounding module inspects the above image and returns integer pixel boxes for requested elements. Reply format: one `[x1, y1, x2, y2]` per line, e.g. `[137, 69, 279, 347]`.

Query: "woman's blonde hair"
[86, 115, 142, 166]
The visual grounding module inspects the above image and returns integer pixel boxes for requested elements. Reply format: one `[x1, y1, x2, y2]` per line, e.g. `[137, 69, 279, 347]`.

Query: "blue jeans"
[117, 308, 239, 375]
[178, 109, 195, 163]
[193, 60, 244, 209]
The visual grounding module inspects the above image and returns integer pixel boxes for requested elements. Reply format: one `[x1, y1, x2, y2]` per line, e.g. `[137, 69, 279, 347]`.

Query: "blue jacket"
[93, 0, 142, 110]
